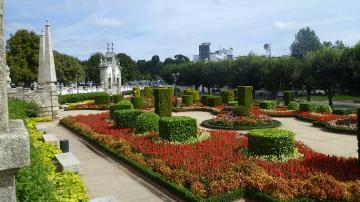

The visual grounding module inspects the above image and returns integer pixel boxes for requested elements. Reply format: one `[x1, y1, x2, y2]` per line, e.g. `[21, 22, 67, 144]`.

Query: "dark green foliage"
[8, 99, 40, 119]
[315, 104, 332, 113]
[159, 116, 197, 142]
[283, 91, 295, 106]
[54, 51, 85, 83]
[133, 87, 141, 97]
[220, 89, 235, 104]
[167, 86, 175, 98]
[94, 94, 110, 105]
[131, 96, 144, 109]
[135, 112, 160, 134]
[58, 92, 109, 104]
[182, 95, 193, 106]
[232, 106, 250, 117]
[154, 88, 172, 117]
[248, 129, 295, 156]
[113, 109, 142, 128]
[112, 94, 124, 103]
[333, 108, 355, 115]
[143, 86, 153, 97]
[109, 100, 134, 119]
[201, 95, 212, 105]
[228, 101, 238, 106]
[288, 102, 299, 110]
[357, 108, 360, 167]
[237, 86, 253, 109]
[290, 27, 322, 58]
[298, 102, 317, 112]
[259, 100, 277, 110]
[206, 96, 222, 107]
[184, 88, 200, 103]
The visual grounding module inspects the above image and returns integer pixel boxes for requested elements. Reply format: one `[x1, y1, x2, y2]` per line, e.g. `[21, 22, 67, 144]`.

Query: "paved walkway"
[173, 111, 358, 158]
[38, 110, 175, 202]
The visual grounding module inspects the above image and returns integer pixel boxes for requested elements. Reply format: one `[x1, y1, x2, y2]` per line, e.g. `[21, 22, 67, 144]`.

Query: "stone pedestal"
[0, 120, 30, 201]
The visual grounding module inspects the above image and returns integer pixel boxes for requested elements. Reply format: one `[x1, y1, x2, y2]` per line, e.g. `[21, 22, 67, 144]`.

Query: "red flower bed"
[61, 113, 360, 201]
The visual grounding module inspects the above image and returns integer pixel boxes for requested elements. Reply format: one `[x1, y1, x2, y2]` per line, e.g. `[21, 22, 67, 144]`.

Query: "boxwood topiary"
[182, 95, 193, 106]
[112, 94, 124, 103]
[113, 109, 142, 128]
[135, 112, 160, 134]
[299, 102, 317, 112]
[247, 128, 295, 156]
[143, 86, 153, 97]
[232, 106, 250, 117]
[184, 88, 200, 103]
[94, 94, 110, 105]
[201, 95, 212, 106]
[159, 116, 197, 142]
[133, 87, 141, 97]
[315, 104, 332, 113]
[237, 86, 253, 109]
[259, 100, 277, 110]
[110, 101, 134, 119]
[206, 96, 222, 107]
[220, 89, 235, 104]
[288, 102, 299, 111]
[228, 101, 238, 106]
[283, 91, 295, 106]
[131, 96, 144, 109]
[154, 88, 172, 117]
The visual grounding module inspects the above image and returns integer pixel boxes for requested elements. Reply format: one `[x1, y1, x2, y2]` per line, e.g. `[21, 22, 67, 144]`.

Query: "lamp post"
[172, 72, 180, 96]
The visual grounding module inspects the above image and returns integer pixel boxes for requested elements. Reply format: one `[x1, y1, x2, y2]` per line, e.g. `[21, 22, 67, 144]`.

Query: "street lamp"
[172, 72, 180, 96]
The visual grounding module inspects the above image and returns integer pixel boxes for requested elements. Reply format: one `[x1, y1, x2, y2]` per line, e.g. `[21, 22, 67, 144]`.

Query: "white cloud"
[92, 17, 123, 28]
[274, 20, 300, 31]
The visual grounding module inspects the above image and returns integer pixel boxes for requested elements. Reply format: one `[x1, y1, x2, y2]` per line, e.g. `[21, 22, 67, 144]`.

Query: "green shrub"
[248, 128, 295, 156]
[112, 94, 124, 103]
[184, 88, 200, 103]
[182, 95, 193, 106]
[58, 92, 109, 104]
[166, 86, 175, 98]
[8, 99, 40, 119]
[283, 91, 295, 106]
[143, 86, 153, 97]
[206, 96, 222, 107]
[259, 100, 277, 110]
[333, 108, 355, 115]
[94, 94, 110, 105]
[201, 95, 212, 105]
[220, 89, 234, 104]
[316, 104, 332, 113]
[131, 96, 144, 109]
[228, 101, 238, 106]
[299, 102, 317, 112]
[232, 106, 250, 117]
[159, 116, 197, 142]
[154, 88, 172, 117]
[133, 87, 141, 97]
[237, 86, 253, 109]
[135, 112, 160, 134]
[109, 100, 134, 119]
[114, 109, 141, 128]
[288, 102, 299, 111]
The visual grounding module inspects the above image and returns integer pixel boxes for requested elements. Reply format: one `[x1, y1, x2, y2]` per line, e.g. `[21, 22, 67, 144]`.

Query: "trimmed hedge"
[206, 96, 222, 107]
[182, 95, 193, 106]
[299, 102, 317, 112]
[135, 112, 160, 134]
[333, 108, 355, 115]
[131, 96, 144, 109]
[94, 94, 110, 105]
[232, 105, 250, 117]
[114, 109, 142, 128]
[154, 88, 172, 117]
[201, 119, 281, 130]
[248, 128, 295, 156]
[167, 86, 175, 98]
[237, 86, 253, 109]
[159, 116, 197, 142]
[184, 88, 200, 103]
[288, 102, 299, 111]
[259, 100, 277, 110]
[59, 92, 109, 104]
[228, 101, 238, 106]
[316, 104, 332, 113]
[133, 87, 141, 97]
[112, 94, 124, 103]
[220, 89, 234, 104]
[143, 86, 153, 97]
[109, 100, 134, 119]
[201, 95, 212, 106]
[283, 91, 295, 106]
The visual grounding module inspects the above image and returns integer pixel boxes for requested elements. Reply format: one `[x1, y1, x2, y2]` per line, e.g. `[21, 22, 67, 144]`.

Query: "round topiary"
[182, 95, 193, 106]
[131, 96, 144, 109]
[288, 102, 299, 111]
[316, 104, 332, 113]
[299, 102, 317, 112]
[232, 106, 250, 117]
[135, 112, 159, 134]
[220, 89, 234, 104]
[247, 128, 295, 156]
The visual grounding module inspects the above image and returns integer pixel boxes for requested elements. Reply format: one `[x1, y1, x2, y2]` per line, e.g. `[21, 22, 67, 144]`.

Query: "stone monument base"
[0, 120, 30, 201]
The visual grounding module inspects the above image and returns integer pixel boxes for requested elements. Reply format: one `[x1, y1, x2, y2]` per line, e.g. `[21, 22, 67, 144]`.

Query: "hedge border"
[323, 124, 357, 135]
[201, 119, 281, 130]
[295, 114, 316, 123]
[60, 118, 324, 202]
[259, 109, 297, 117]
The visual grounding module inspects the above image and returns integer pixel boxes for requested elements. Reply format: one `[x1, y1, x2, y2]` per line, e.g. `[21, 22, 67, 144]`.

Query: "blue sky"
[5, 0, 360, 61]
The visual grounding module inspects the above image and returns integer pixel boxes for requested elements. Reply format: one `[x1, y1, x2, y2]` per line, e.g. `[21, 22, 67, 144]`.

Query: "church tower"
[99, 43, 122, 95]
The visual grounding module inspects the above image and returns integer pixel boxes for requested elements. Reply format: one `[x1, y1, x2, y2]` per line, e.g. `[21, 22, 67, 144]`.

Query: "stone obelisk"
[37, 31, 45, 84]
[0, 0, 30, 201]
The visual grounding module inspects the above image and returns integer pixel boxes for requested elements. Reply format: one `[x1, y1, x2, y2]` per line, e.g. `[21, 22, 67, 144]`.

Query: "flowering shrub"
[60, 113, 360, 201]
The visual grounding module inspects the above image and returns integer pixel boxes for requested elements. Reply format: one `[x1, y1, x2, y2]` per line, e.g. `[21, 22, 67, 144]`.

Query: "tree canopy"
[290, 27, 322, 58]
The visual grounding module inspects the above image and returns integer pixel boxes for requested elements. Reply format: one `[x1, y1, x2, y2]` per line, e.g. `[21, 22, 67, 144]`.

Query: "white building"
[193, 42, 233, 62]
[99, 43, 122, 95]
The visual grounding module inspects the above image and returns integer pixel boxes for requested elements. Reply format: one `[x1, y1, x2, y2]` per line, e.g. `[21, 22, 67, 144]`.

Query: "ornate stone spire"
[37, 31, 45, 84]
[42, 20, 57, 84]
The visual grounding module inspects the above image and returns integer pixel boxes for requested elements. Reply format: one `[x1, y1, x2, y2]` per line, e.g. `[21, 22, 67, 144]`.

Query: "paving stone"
[42, 133, 59, 147]
[55, 152, 81, 173]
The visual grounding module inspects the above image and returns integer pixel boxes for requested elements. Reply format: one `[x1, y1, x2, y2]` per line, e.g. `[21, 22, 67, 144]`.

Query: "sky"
[5, 0, 360, 61]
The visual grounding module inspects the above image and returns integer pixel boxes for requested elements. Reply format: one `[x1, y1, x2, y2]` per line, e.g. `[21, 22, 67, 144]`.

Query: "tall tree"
[83, 53, 102, 84]
[6, 29, 39, 86]
[290, 27, 322, 58]
[116, 53, 139, 83]
[54, 51, 85, 83]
